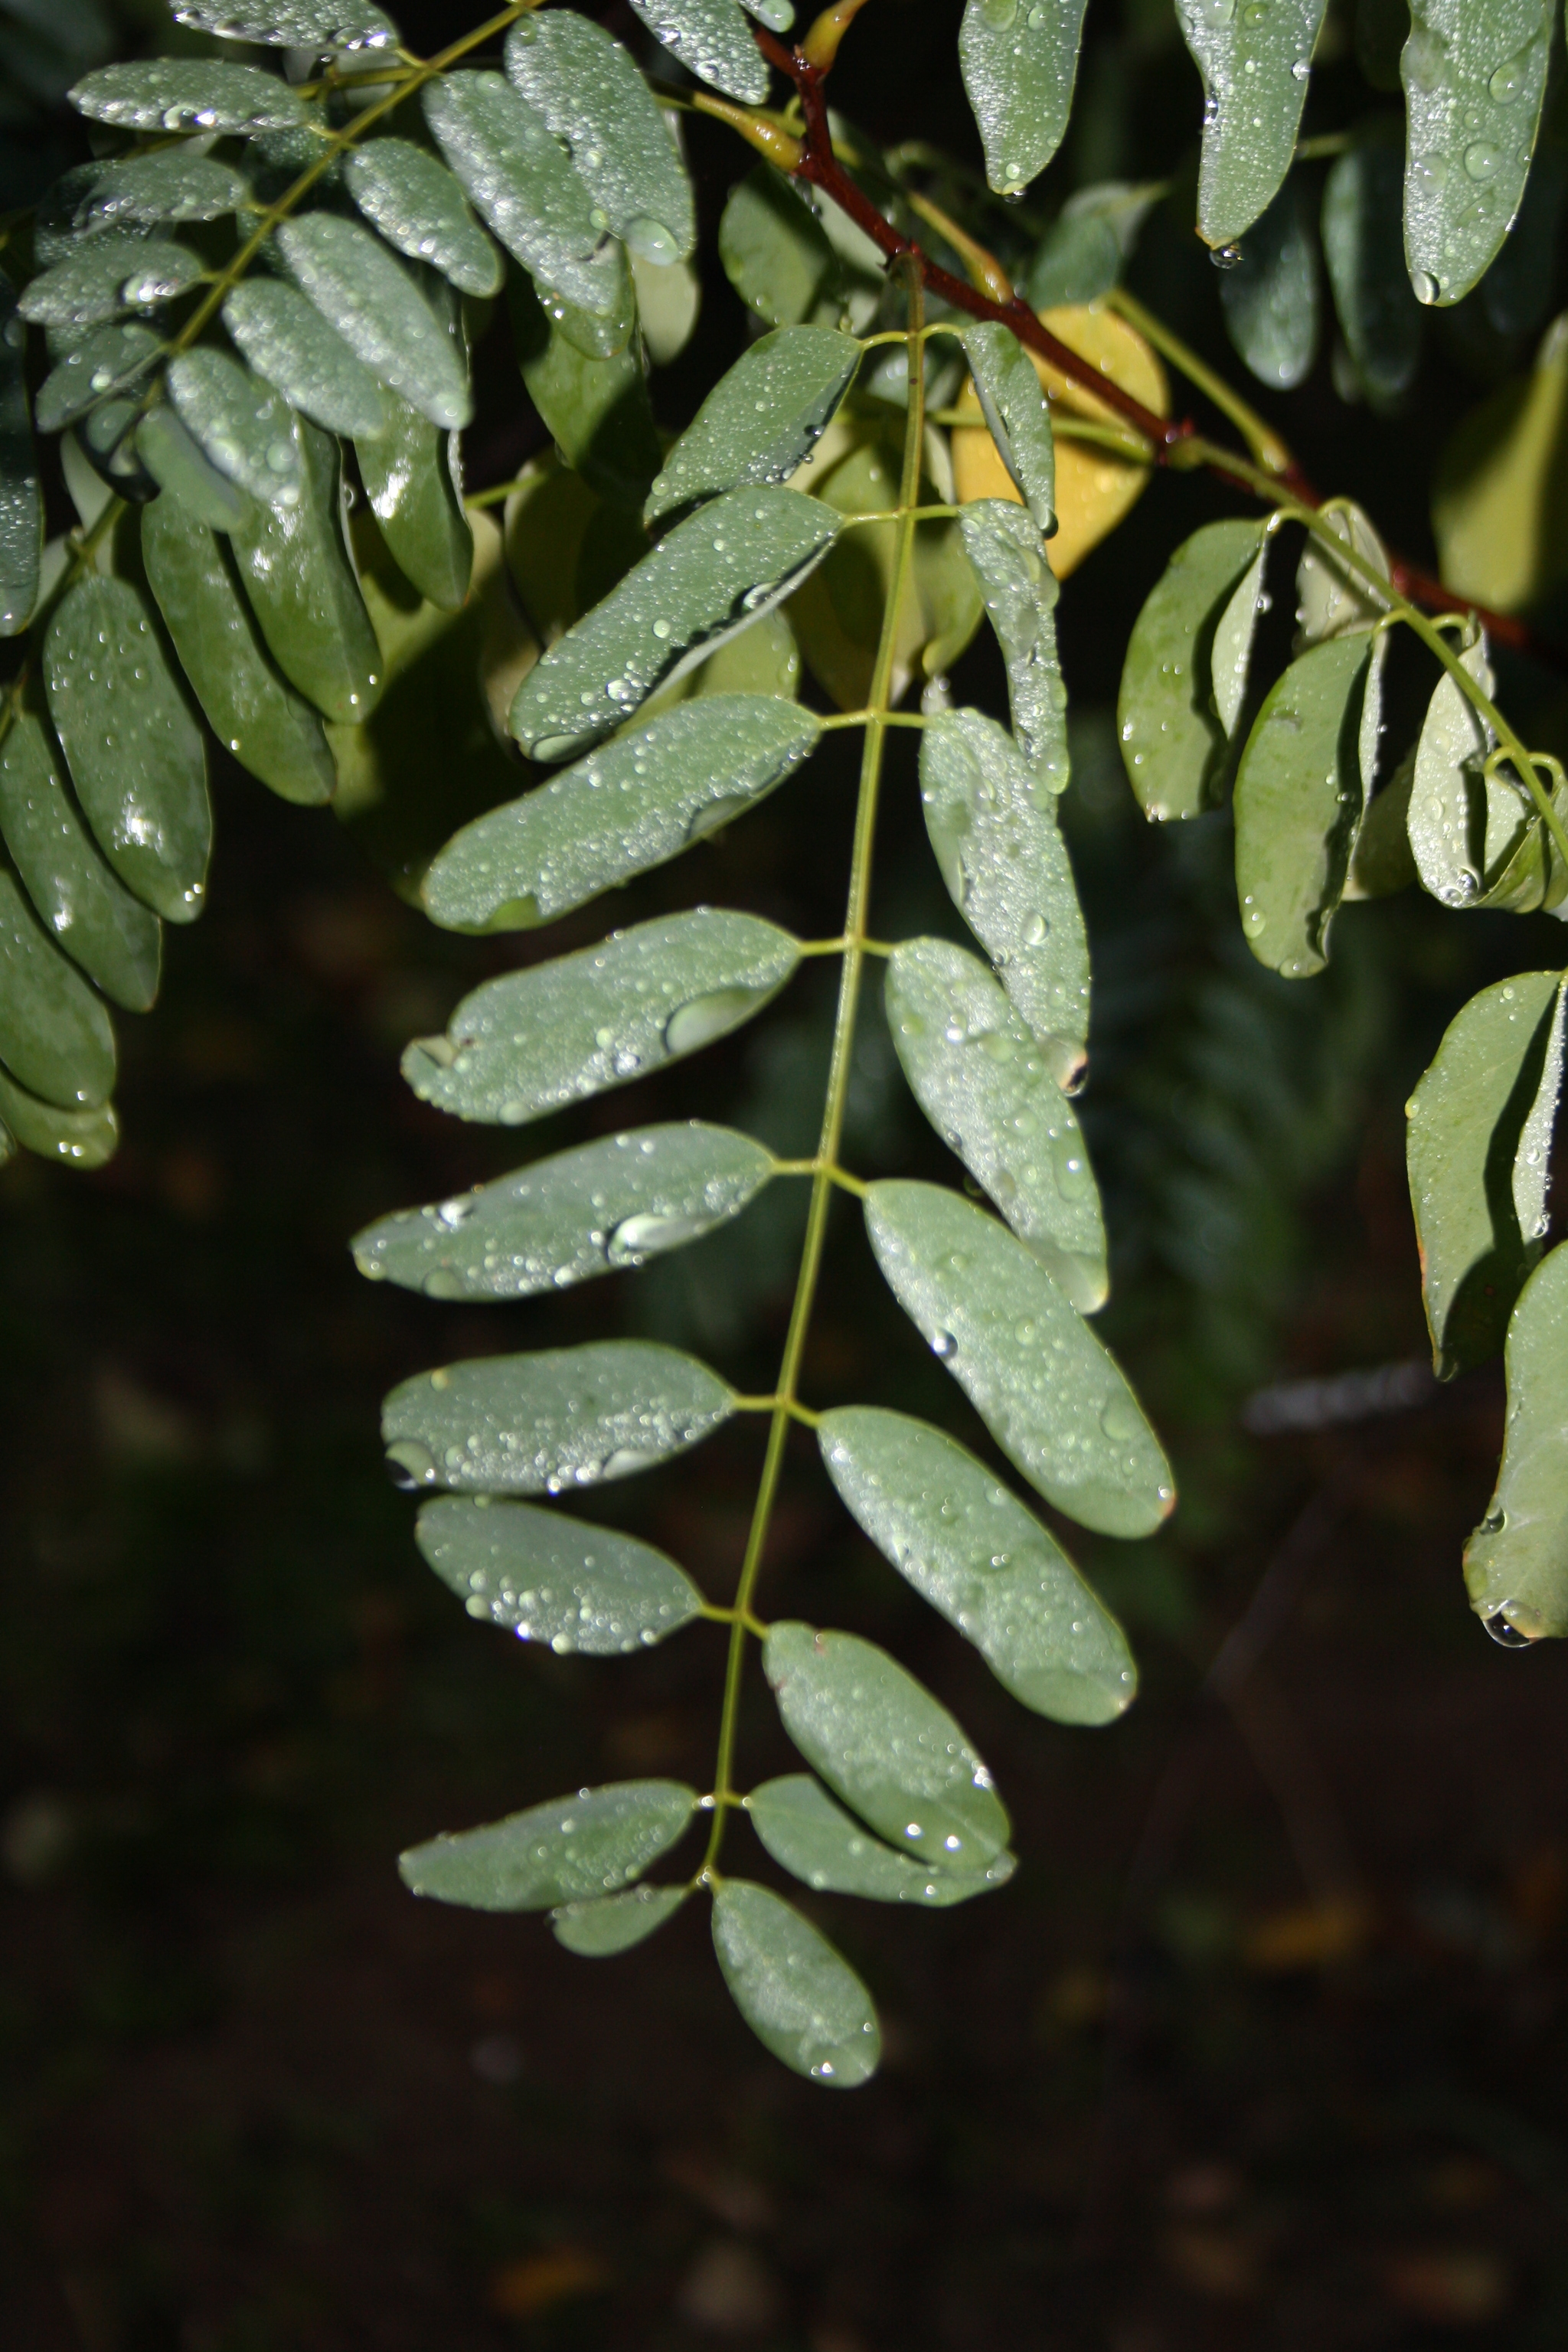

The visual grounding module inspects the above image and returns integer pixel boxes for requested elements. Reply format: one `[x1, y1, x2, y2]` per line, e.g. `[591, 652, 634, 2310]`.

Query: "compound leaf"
[747, 1775, 1015, 1906]
[229, 415, 382, 724]
[275, 213, 471, 432]
[353, 1121, 775, 1300]
[506, 11, 695, 265]
[0, 1063, 118, 1167]
[44, 576, 211, 922]
[1118, 518, 1268, 821]
[400, 1780, 697, 1910]
[1406, 971, 1566, 1377]
[1403, 0, 1553, 307]
[1176, 0, 1328, 247]
[382, 1341, 735, 1496]
[0, 283, 41, 636]
[864, 1178, 1175, 1538]
[416, 1494, 705, 1651]
[1464, 1240, 1568, 1640]
[629, 0, 769, 105]
[886, 938, 1106, 1312]
[509, 486, 838, 760]
[222, 279, 389, 441]
[1219, 178, 1319, 388]
[165, 348, 305, 508]
[553, 1885, 688, 1953]
[69, 59, 305, 135]
[959, 499, 1068, 792]
[173, 2, 394, 43]
[0, 711, 162, 1008]
[0, 867, 116, 1109]
[1322, 126, 1423, 408]
[818, 1405, 1137, 1723]
[358, 395, 472, 613]
[1233, 632, 1374, 978]
[959, 0, 1089, 197]
[344, 139, 501, 297]
[959, 322, 1055, 531]
[645, 328, 860, 527]
[423, 694, 821, 932]
[401, 910, 801, 1125]
[423, 70, 622, 320]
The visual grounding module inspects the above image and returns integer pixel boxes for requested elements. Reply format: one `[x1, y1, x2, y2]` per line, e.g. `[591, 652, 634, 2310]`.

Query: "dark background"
[5, 2, 1568, 2345]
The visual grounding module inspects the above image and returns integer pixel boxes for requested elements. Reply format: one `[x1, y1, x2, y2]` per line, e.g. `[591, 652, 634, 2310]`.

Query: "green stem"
[1109, 287, 1292, 477]
[701, 256, 928, 1875]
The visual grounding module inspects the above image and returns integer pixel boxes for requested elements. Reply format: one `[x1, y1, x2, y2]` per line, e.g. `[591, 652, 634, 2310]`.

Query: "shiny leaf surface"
[552, 1885, 688, 1953]
[165, 349, 304, 508]
[136, 405, 253, 531]
[172, 2, 394, 43]
[1407, 632, 1529, 908]
[959, 499, 1068, 791]
[505, 11, 695, 265]
[959, 0, 1089, 196]
[423, 70, 622, 320]
[1295, 501, 1391, 644]
[34, 153, 248, 254]
[1219, 181, 1319, 389]
[0, 285, 41, 635]
[645, 328, 859, 526]
[358, 396, 472, 613]
[1403, 0, 1553, 306]
[400, 1781, 697, 1910]
[1464, 1240, 1568, 1639]
[70, 60, 305, 134]
[344, 139, 502, 297]
[1117, 518, 1267, 821]
[0, 711, 162, 1008]
[719, 167, 843, 330]
[959, 323, 1056, 531]
[275, 214, 472, 432]
[508, 267, 662, 513]
[1233, 633, 1374, 977]
[747, 1775, 1014, 1906]
[628, 0, 769, 104]
[415, 1495, 704, 1651]
[0, 868, 117, 1109]
[19, 236, 204, 332]
[1176, 0, 1328, 246]
[37, 325, 163, 438]
[0, 1064, 118, 1168]
[228, 415, 382, 725]
[223, 279, 388, 440]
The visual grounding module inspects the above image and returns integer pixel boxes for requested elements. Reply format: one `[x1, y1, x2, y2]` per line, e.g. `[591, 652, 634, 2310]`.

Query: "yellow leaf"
[1433, 314, 1568, 614]
[952, 303, 1168, 577]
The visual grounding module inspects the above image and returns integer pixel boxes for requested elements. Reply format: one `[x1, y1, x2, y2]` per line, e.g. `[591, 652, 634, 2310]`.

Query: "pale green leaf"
[1464, 1239, 1568, 1639]
[400, 1780, 697, 1910]
[632, 248, 702, 366]
[509, 267, 661, 511]
[343, 139, 500, 297]
[0, 867, 116, 1109]
[172, 2, 394, 43]
[1117, 518, 1268, 820]
[402, 909, 801, 1125]
[423, 694, 821, 932]
[273, 214, 470, 431]
[959, 500, 1069, 792]
[1219, 179, 1319, 389]
[1403, 0, 1553, 307]
[629, 0, 769, 104]
[645, 328, 860, 527]
[959, 0, 1089, 196]
[762, 1620, 1011, 1872]
[0, 711, 162, 1009]
[505, 11, 695, 265]
[885, 937, 1106, 1311]
[1432, 315, 1568, 616]
[818, 1404, 1137, 1723]
[510, 486, 838, 760]
[918, 708, 1089, 1075]
[44, 577, 211, 923]
[1406, 632, 1534, 907]
[141, 488, 338, 808]
[165, 348, 304, 508]
[712, 1880, 879, 2086]
[1177, 0, 1328, 246]
[416, 1494, 704, 1651]
[35, 324, 163, 438]
[69, 60, 305, 134]
[865, 1178, 1176, 1537]
[719, 167, 843, 330]
[1406, 971, 1565, 1377]
[358, 395, 472, 613]
[136, 406, 252, 531]
[229, 415, 382, 725]
[747, 1775, 1015, 1906]
[1295, 501, 1391, 645]
[382, 1340, 734, 1495]
[0, 285, 41, 636]
[353, 1121, 776, 1299]
[1210, 533, 1270, 741]
[0, 1063, 118, 1168]
[34, 154, 249, 257]
[1322, 127, 1423, 408]
[423, 71, 623, 320]
[223, 279, 388, 440]
[553, 1885, 688, 1952]
[1233, 633, 1374, 978]
[959, 322, 1056, 530]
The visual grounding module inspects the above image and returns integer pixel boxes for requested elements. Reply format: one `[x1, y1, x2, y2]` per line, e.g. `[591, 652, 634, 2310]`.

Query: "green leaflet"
[141, 489, 338, 808]
[1464, 1240, 1568, 1640]
[174, 3, 394, 43]
[0, 1063, 118, 1168]
[1211, 532, 1270, 740]
[229, 416, 382, 726]
[864, 1179, 1175, 1539]
[959, 0, 1089, 197]
[165, 349, 305, 509]
[1478, 137, 1566, 341]
[918, 709, 1089, 1077]
[1403, 0, 1553, 307]
[416, 1494, 705, 1651]
[632, 250, 702, 367]
[136, 406, 252, 531]
[959, 322, 1057, 531]
[222, 279, 388, 441]
[509, 487, 839, 761]
[36, 325, 164, 438]
[0, 712, 162, 1009]
[1025, 188, 1148, 309]
[344, 140, 501, 299]
[554, 1885, 688, 1953]
[401, 910, 802, 1125]
[719, 167, 844, 330]
[1346, 750, 1418, 899]
[0, 867, 116, 1109]
[0, 284, 41, 636]
[1117, 518, 1269, 822]
[645, 328, 861, 527]
[528, 242, 639, 365]
[34, 153, 248, 257]
[1322, 128, 1423, 409]
[1219, 181, 1320, 390]
[509, 268, 661, 512]
[273, 214, 471, 433]
[1406, 972, 1566, 1378]
[423, 71, 623, 321]
[1233, 634, 1374, 978]
[762, 1620, 1011, 1873]
[1178, 0, 1328, 246]
[44, 577, 211, 923]
[69, 60, 305, 135]
[1295, 502, 1392, 645]
[628, 0, 770, 106]
[1406, 632, 1532, 908]
[818, 1405, 1137, 1724]
[505, 11, 695, 266]
[357, 396, 472, 613]
[18, 237, 206, 332]
[353, 1122, 776, 1301]
[747, 1776, 1014, 1906]
[959, 501, 1069, 792]
[712, 1880, 880, 2087]
[885, 938, 1106, 1313]
[1432, 316, 1568, 618]
[381, 1340, 735, 1496]
[400, 1780, 697, 1910]
[423, 695, 821, 933]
